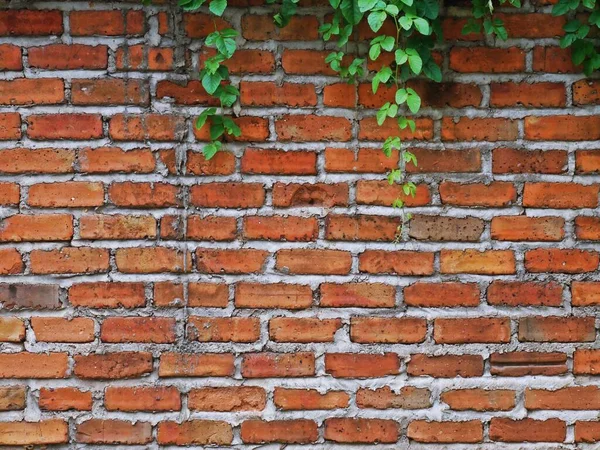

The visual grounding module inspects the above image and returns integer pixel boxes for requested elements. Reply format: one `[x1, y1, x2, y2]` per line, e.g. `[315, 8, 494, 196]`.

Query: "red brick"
[491, 351, 568, 376]
[324, 83, 357, 107]
[525, 115, 600, 140]
[0, 45, 21, 70]
[159, 353, 234, 377]
[488, 281, 563, 306]
[359, 250, 435, 275]
[523, 182, 599, 208]
[276, 115, 352, 141]
[320, 283, 395, 308]
[241, 420, 318, 444]
[0, 248, 23, 274]
[157, 80, 218, 105]
[0, 215, 72, 243]
[0, 352, 68, 378]
[241, 149, 317, 174]
[242, 353, 315, 377]
[188, 316, 260, 342]
[109, 182, 180, 207]
[450, 47, 525, 72]
[116, 248, 189, 273]
[493, 148, 567, 174]
[69, 282, 145, 308]
[186, 215, 237, 241]
[441, 250, 516, 275]
[242, 15, 319, 40]
[576, 150, 600, 173]
[275, 388, 349, 410]
[196, 248, 267, 274]
[31, 317, 94, 343]
[187, 150, 236, 175]
[0, 183, 19, 205]
[356, 386, 431, 409]
[0, 79, 64, 105]
[236, 283, 313, 309]
[325, 148, 399, 173]
[80, 147, 154, 173]
[442, 117, 518, 141]
[157, 420, 233, 445]
[273, 182, 348, 207]
[533, 46, 581, 73]
[0, 148, 75, 173]
[30, 248, 109, 274]
[190, 182, 265, 208]
[490, 82, 565, 107]
[0, 113, 20, 139]
[183, 13, 231, 38]
[408, 215, 484, 241]
[0, 284, 60, 310]
[325, 418, 399, 443]
[404, 282, 480, 307]
[326, 215, 400, 241]
[28, 182, 103, 207]
[576, 421, 600, 442]
[325, 353, 399, 378]
[526, 386, 600, 410]
[355, 181, 431, 206]
[243, 216, 318, 241]
[109, 114, 186, 141]
[572, 281, 600, 306]
[28, 114, 102, 140]
[270, 317, 342, 342]
[359, 117, 434, 140]
[0, 10, 62, 35]
[80, 214, 156, 240]
[407, 148, 481, 173]
[105, 386, 180, 411]
[442, 389, 515, 411]
[72, 79, 149, 105]
[408, 420, 483, 443]
[434, 318, 511, 343]
[189, 387, 266, 411]
[70, 10, 145, 36]
[276, 249, 352, 274]
[76, 420, 152, 444]
[519, 316, 595, 342]
[199, 48, 275, 74]
[240, 81, 317, 106]
[490, 418, 566, 442]
[350, 317, 426, 343]
[39, 387, 92, 411]
[574, 80, 600, 105]
[101, 317, 176, 343]
[525, 248, 599, 273]
[408, 354, 484, 377]
[0, 420, 68, 446]
[28, 44, 108, 69]
[491, 216, 564, 241]
[74, 352, 153, 379]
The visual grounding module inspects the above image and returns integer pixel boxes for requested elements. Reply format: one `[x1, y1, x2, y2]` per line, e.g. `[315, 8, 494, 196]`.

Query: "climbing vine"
[146, 0, 599, 224]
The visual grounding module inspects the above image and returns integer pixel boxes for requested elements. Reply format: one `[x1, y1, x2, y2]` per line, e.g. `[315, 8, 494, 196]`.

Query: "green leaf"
[388, 103, 398, 118]
[406, 88, 421, 113]
[560, 33, 577, 48]
[419, 0, 439, 19]
[377, 102, 390, 125]
[216, 36, 236, 58]
[381, 36, 395, 51]
[552, 0, 570, 15]
[395, 49, 408, 64]
[202, 141, 222, 160]
[408, 119, 416, 132]
[385, 4, 399, 15]
[210, 122, 225, 140]
[195, 107, 217, 129]
[341, 0, 364, 25]
[209, 0, 227, 15]
[399, 16, 413, 30]
[392, 198, 404, 208]
[202, 71, 223, 95]
[218, 85, 239, 107]
[564, 19, 581, 32]
[413, 17, 431, 35]
[407, 52, 422, 74]
[358, 0, 378, 12]
[423, 59, 442, 82]
[369, 44, 381, 60]
[222, 117, 241, 136]
[367, 10, 386, 31]
[395, 88, 408, 104]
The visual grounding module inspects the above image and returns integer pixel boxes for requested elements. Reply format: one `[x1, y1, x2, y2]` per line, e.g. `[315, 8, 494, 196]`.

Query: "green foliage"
[143, 0, 598, 235]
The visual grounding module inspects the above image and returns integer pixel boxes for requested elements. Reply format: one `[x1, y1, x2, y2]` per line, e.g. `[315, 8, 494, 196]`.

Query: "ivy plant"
[145, 0, 599, 233]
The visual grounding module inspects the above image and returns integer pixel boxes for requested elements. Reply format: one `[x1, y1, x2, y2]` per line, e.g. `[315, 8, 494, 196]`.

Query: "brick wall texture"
[0, 0, 600, 447]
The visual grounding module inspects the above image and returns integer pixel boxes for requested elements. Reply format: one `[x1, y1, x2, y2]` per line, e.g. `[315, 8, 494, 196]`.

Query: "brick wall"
[0, 0, 600, 447]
